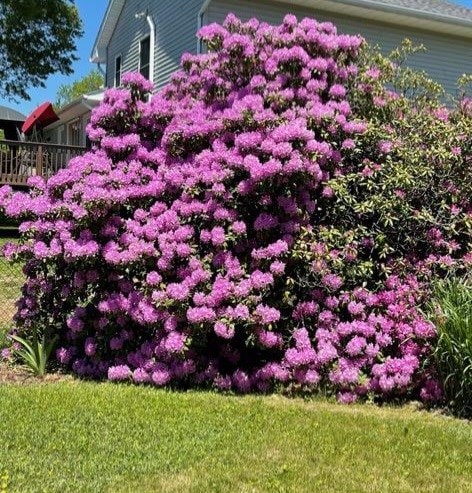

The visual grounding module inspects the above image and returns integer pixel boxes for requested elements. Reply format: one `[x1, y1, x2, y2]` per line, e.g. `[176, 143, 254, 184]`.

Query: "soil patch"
[0, 362, 72, 384]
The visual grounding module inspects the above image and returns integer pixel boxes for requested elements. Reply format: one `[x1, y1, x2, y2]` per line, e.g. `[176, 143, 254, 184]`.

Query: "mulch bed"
[0, 362, 72, 384]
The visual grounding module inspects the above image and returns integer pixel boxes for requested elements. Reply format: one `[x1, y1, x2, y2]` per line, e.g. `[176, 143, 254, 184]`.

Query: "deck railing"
[0, 139, 86, 186]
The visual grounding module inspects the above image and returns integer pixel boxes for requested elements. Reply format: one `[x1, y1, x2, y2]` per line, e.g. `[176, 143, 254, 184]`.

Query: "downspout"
[90, 46, 106, 78]
[146, 14, 155, 85]
[197, 0, 212, 53]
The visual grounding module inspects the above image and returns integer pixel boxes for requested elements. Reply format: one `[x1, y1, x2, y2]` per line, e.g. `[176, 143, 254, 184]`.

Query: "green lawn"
[0, 382, 471, 493]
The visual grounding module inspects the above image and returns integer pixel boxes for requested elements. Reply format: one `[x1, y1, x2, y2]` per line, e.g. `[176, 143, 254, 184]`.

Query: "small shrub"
[427, 279, 472, 418]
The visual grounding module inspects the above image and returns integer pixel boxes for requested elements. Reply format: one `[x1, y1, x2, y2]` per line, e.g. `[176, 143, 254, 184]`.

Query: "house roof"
[372, 0, 472, 21]
[90, 0, 472, 64]
[0, 105, 26, 122]
[278, 0, 472, 37]
[44, 90, 105, 130]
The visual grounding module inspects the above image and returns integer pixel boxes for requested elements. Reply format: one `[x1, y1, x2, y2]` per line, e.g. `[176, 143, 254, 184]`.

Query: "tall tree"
[55, 70, 104, 109]
[0, 0, 83, 101]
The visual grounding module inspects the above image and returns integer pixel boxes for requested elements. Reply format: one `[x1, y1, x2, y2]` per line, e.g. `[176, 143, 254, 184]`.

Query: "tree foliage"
[55, 70, 104, 109]
[0, 0, 83, 101]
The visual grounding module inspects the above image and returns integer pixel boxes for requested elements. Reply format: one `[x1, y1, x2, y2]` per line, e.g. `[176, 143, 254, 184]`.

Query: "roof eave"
[89, 0, 126, 64]
[277, 0, 472, 38]
[90, 46, 106, 64]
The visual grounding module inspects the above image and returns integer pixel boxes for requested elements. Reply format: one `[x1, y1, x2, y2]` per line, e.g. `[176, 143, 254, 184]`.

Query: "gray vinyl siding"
[43, 126, 60, 145]
[106, 0, 203, 91]
[206, 0, 472, 95]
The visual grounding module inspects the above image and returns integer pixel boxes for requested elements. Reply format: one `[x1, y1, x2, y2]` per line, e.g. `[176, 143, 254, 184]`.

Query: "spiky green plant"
[10, 331, 57, 377]
[427, 278, 472, 418]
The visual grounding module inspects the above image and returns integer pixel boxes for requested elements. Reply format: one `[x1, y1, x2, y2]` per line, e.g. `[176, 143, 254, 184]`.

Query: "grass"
[0, 383, 471, 493]
[0, 237, 22, 348]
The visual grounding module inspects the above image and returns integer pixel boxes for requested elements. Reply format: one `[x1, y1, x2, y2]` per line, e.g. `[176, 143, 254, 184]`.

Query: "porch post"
[36, 145, 43, 177]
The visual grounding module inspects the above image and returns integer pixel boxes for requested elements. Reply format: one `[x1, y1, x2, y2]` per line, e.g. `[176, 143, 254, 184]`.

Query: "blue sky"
[1, 0, 472, 117]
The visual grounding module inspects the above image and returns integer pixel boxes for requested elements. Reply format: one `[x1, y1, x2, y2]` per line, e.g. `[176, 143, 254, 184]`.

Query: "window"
[198, 13, 205, 53]
[114, 55, 122, 87]
[68, 120, 80, 146]
[85, 118, 92, 148]
[57, 126, 65, 145]
[139, 36, 150, 80]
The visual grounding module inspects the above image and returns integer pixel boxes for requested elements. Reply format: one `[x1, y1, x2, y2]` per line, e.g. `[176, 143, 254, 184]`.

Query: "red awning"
[21, 102, 59, 135]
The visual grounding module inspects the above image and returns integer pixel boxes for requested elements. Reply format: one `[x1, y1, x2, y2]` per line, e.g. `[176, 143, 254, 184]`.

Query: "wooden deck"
[0, 140, 86, 186]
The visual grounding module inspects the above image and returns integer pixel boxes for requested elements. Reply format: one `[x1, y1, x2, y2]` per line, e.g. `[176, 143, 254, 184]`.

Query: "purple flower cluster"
[282, 276, 438, 401]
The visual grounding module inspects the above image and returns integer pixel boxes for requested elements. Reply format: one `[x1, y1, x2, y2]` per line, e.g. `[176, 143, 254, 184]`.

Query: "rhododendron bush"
[1, 15, 471, 403]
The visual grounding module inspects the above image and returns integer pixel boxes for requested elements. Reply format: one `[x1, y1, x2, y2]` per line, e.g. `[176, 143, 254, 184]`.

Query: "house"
[0, 94, 100, 186]
[43, 90, 104, 148]
[0, 100, 85, 185]
[90, 0, 472, 96]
